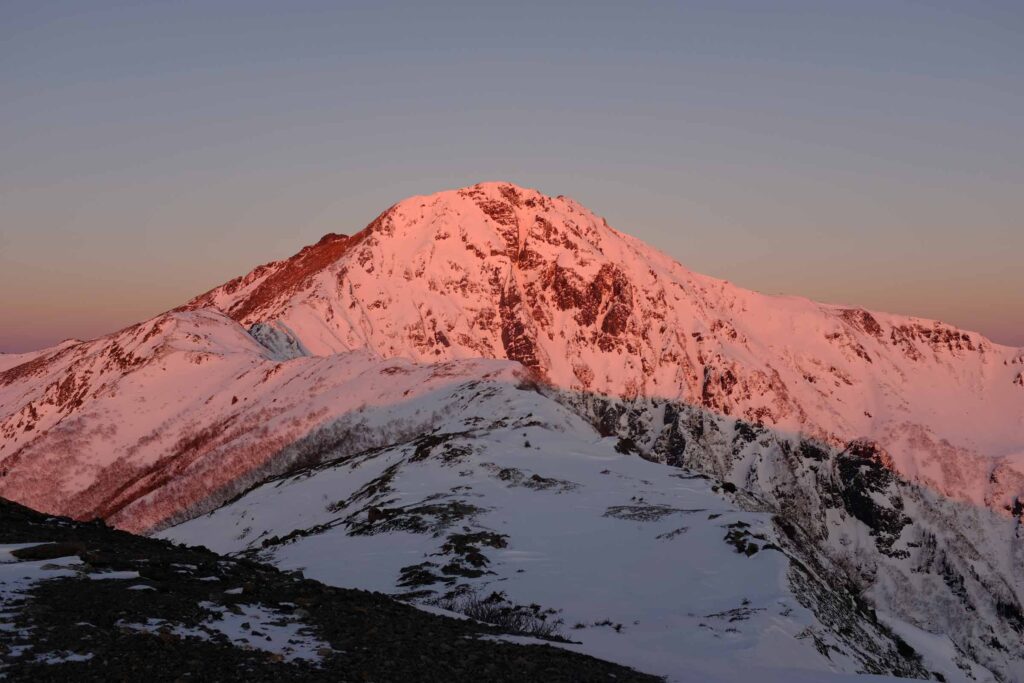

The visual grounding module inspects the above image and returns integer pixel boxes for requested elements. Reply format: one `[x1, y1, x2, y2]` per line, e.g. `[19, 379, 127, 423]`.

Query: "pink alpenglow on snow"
[1, 183, 1022, 531]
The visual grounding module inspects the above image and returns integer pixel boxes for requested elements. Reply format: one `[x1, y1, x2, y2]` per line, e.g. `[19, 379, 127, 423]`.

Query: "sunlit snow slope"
[0, 308, 529, 532]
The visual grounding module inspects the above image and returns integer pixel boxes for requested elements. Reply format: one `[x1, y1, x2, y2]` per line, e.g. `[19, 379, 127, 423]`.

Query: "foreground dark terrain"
[0, 497, 658, 682]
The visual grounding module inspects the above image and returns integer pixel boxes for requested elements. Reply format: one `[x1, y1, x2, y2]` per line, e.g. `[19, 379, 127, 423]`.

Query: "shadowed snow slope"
[163, 376, 1012, 682]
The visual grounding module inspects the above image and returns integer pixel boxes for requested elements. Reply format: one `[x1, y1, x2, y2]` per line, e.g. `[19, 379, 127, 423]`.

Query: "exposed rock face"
[556, 390, 1024, 681]
[832, 440, 910, 555]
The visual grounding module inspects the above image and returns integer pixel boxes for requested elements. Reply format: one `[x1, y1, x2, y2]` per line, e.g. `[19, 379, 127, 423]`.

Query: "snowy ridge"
[163, 375, 1015, 681]
[0, 308, 530, 532]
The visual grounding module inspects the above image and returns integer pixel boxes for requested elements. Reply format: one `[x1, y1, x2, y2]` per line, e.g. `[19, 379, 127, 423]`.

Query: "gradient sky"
[2, 0, 1022, 353]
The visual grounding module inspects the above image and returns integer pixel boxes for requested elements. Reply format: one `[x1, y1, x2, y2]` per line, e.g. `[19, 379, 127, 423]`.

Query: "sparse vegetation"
[604, 504, 703, 522]
[429, 591, 564, 640]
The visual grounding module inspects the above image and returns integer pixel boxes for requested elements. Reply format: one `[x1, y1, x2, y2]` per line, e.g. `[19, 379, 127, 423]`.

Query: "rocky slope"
[0, 496, 658, 681]
[558, 388, 1024, 681]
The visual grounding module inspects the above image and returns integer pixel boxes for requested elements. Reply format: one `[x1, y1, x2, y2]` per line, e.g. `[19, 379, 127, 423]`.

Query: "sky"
[1, 0, 1021, 353]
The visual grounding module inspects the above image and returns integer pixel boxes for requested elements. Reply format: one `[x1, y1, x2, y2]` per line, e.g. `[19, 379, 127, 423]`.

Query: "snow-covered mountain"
[180, 181, 1024, 513]
[1, 181, 1022, 680]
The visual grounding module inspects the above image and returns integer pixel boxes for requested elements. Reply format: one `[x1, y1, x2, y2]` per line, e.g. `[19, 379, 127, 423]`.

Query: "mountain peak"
[185, 180, 626, 322]
[169, 182, 1022, 515]
[415, 180, 546, 204]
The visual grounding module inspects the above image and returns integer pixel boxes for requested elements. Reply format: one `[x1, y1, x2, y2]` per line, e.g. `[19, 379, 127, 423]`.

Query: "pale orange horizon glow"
[2, 2, 1021, 353]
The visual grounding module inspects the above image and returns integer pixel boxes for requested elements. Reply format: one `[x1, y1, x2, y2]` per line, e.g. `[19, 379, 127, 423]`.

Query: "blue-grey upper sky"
[1, 0, 1022, 352]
